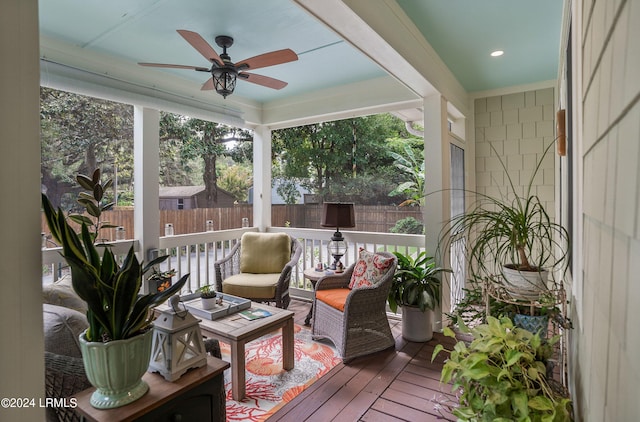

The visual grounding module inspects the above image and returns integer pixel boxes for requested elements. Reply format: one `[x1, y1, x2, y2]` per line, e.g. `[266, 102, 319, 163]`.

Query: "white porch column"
[423, 94, 450, 331]
[0, 1, 44, 420]
[134, 106, 160, 290]
[253, 126, 272, 231]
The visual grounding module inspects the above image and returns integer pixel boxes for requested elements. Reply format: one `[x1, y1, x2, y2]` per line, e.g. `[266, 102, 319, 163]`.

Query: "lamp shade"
[321, 203, 355, 229]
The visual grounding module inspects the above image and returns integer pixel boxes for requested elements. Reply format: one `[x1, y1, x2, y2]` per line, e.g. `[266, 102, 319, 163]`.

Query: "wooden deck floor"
[270, 299, 458, 422]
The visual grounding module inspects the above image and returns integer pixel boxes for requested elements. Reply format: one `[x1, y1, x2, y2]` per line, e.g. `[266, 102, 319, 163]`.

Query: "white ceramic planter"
[401, 306, 433, 342]
[79, 328, 153, 409]
[201, 296, 217, 310]
[502, 266, 549, 300]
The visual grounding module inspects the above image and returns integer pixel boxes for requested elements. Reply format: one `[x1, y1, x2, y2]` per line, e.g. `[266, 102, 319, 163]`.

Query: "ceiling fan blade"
[240, 72, 288, 90]
[177, 29, 223, 66]
[235, 49, 298, 71]
[138, 62, 209, 72]
[201, 78, 214, 91]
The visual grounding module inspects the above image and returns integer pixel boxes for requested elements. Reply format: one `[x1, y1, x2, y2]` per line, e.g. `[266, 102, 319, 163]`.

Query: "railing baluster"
[43, 229, 426, 301]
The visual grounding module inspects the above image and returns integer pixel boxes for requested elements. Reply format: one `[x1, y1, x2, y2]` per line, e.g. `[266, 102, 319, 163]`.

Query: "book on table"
[238, 308, 272, 320]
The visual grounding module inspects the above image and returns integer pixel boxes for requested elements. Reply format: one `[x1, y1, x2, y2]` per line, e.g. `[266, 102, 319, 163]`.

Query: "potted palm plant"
[388, 251, 450, 341]
[441, 142, 570, 300]
[42, 169, 189, 409]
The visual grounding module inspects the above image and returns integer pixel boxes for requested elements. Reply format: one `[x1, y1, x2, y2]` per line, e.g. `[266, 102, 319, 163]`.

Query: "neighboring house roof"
[159, 186, 206, 198]
[159, 185, 236, 200]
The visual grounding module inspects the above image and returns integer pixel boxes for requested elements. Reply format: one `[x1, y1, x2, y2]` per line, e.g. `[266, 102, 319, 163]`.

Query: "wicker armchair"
[312, 251, 397, 363]
[214, 232, 302, 309]
[43, 304, 90, 422]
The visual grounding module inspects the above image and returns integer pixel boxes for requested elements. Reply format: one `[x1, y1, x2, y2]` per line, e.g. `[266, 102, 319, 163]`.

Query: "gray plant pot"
[401, 306, 433, 342]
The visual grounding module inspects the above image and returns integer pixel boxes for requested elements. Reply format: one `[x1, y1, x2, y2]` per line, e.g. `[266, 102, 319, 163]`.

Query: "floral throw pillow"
[349, 248, 394, 289]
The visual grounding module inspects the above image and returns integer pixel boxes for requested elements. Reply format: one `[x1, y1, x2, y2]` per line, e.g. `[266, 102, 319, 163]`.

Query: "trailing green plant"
[432, 316, 573, 421]
[388, 251, 451, 313]
[42, 169, 189, 342]
[439, 141, 570, 288]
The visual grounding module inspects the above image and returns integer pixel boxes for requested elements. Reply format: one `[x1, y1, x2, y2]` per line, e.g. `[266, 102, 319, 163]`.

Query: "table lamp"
[320, 202, 355, 270]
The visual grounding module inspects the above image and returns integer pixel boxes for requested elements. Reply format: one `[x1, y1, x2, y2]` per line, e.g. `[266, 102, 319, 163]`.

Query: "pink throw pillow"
[349, 248, 394, 289]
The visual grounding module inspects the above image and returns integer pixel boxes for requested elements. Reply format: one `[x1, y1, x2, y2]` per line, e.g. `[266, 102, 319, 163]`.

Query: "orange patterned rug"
[221, 323, 341, 421]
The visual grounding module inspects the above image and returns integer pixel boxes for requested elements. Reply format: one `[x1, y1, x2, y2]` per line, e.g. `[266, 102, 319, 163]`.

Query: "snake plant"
[42, 169, 188, 342]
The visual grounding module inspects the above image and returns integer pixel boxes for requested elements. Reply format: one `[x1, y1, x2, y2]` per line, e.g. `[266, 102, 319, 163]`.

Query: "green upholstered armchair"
[214, 232, 302, 309]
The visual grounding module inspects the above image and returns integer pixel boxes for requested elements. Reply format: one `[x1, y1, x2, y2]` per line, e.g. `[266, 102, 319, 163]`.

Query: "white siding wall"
[474, 88, 556, 214]
[573, 0, 640, 420]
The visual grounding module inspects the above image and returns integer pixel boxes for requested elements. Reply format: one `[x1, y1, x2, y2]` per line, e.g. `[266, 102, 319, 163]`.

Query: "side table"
[74, 356, 229, 422]
[302, 268, 335, 326]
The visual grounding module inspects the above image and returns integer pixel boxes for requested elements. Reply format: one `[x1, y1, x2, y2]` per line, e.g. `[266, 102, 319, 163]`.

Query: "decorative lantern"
[149, 296, 207, 381]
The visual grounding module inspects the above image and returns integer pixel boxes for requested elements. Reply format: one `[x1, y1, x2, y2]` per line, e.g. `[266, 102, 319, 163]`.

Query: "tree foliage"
[388, 141, 425, 206]
[272, 114, 419, 204]
[40, 87, 133, 208]
[41, 88, 425, 211]
[180, 119, 252, 207]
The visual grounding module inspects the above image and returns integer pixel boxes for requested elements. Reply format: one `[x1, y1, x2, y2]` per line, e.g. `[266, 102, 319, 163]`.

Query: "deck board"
[269, 300, 456, 421]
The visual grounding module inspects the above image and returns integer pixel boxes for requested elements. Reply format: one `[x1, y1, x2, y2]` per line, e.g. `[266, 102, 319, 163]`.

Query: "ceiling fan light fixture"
[139, 30, 298, 98]
[212, 67, 237, 98]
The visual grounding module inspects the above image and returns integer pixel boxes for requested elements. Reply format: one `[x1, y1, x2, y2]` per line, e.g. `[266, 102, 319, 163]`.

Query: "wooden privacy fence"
[41, 204, 423, 241]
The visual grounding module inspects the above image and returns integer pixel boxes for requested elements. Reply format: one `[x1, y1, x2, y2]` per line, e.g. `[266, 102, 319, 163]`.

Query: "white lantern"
[149, 296, 207, 381]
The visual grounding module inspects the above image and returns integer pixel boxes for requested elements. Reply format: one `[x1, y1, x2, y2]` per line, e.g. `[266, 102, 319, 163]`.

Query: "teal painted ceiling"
[396, 0, 564, 92]
[38, 0, 564, 106]
[38, 0, 385, 103]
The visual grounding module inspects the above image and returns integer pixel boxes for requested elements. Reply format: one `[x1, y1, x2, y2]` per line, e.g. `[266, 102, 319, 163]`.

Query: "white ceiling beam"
[294, 0, 470, 117]
[260, 76, 422, 129]
[40, 36, 257, 126]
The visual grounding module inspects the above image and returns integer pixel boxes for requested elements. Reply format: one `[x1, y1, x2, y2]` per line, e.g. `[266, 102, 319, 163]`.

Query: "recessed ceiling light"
[491, 50, 504, 57]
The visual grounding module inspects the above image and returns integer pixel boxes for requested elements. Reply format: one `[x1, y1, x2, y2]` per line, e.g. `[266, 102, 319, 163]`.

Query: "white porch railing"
[42, 240, 139, 284]
[42, 227, 426, 300]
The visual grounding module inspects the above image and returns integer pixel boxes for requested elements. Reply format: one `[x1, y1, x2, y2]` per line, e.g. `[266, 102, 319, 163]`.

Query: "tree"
[40, 87, 133, 208]
[217, 160, 252, 202]
[272, 113, 418, 204]
[388, 142, 425, 206]
[158, 112, 196, 186]
[181, 119, 252, 207]
[275, 179, 302, 204]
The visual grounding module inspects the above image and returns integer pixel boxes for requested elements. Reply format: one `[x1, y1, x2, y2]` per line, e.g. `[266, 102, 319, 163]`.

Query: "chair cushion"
[43, 304, 88, 358]
[43, 275, 88, 314]
[222, 273, 281, 299]
[316, 288, 350, 312]
[349, 248, 394, 289]
[240, 232, 291, 274]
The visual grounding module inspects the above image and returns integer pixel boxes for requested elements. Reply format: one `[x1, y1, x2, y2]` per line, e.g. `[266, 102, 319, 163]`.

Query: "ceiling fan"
[139, 30, 298, 98]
